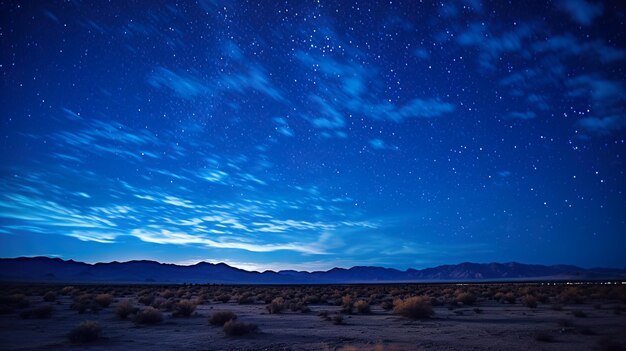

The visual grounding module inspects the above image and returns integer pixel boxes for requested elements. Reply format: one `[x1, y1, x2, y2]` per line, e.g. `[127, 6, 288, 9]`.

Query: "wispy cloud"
[273, 117, 294, 137]
[568, 75, 626, 134]
[148, 67, 208, 99]
[369, 138, 398, 151]
[555, 0, 603, 26]
[295, 48, 454, 135]
[129, 229, 327, 254]
[457, 23, 534, 69]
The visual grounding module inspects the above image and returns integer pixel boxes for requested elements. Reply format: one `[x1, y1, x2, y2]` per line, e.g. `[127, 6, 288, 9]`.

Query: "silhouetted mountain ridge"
[0, 257, 624, 284]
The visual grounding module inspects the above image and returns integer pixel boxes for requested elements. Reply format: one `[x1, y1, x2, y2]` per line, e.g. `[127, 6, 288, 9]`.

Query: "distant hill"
[0, 257, 624, 284]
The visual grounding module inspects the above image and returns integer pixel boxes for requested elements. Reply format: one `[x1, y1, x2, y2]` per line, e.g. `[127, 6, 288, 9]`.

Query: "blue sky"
[0, 0, 624, 271]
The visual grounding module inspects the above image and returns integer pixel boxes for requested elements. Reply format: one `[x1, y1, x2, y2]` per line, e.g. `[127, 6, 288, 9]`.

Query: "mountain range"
[1, 257, 624, 284]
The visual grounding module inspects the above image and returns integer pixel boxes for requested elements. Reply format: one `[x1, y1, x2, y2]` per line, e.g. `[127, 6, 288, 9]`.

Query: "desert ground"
[0, 283, 625, 351]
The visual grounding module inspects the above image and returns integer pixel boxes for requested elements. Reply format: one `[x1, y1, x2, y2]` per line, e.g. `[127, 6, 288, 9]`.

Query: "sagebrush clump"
[115, 299, 137, 320]
[393, 296, 434, 319]
[354, 300, 371, 314]
[133, 307, 163, 325]
[172, 299, 196, 317]
[266, 297, 285, 314]
[223, 320, 258, 336]
[68, 320, 101, 343]
[209, 311, 237, 326]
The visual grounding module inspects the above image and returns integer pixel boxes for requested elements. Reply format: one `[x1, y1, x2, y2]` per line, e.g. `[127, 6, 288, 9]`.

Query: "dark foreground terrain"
[1, 283, 625, 350]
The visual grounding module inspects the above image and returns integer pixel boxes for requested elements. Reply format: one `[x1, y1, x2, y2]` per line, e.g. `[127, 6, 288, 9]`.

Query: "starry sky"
[1, 0, 625, 271]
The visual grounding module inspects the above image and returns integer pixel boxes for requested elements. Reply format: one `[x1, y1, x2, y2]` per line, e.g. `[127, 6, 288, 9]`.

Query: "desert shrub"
[266, 297, 285, 314]
[341, 295, 353, 314]
[354, 300, 371, 314]
[161, 289, 175, 299]
[289, 301, 310, 313]
[20, 305, 53, 319]
[223, 320, 258, 336]
[455, 292, 476, 305]
[534, 331, 554, 342]
[332, 314, 345, 325]
[133, 307, 163, 325]
[172, 299, 196, 317]
[95, 294, 113, 308]
[43, 291, 57, 302]
[572, 310, 587, 318]
[209, 311, 237, 326]
[68, 320, 101, 343]
[502, 292, 516, 304]
[393, 296, 433, 319]
[71, 294, 100, 314]
[304, 295, 321, 304]
[216, 294, 231, 303]
[115, 299, 137, 320]
[522, 295, 538, 308]
[237, 292, 254, 304]
[138, 294, 155, 306]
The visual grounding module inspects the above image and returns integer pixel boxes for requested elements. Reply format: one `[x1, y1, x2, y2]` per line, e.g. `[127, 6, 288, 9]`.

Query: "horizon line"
[3, 255, 624, 273]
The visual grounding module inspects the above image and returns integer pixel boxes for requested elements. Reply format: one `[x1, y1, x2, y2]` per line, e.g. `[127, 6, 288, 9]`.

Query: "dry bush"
[172, 299, 196, 317]
[95, 294, 113, 308]
[266, 297, 285, 314]
[115, 299, 137, 320]
[304, 295, 321, 304]
[237, 292, 254, 304]
[289, 301, 310, 313]
[209, 311, 237, 326]
[354, 300, 371, 314]
[223, 320, 258, 336]
[133, 307, 163, 325]
[341, 295, 353, 314]
[43, 291, 57, 302]
[455, 292, 477, 305]
[161, 289, 175, 298]
[332, 314, 345, 325]
[393, 296, 433, 319]
[492, 291, 515, 304]
[71, 294, 100, 314]
[138, 294, 156, 306]
[20, 305, 53, 319]
[67, 320, 101, 343]
[522, 295, 538, 308]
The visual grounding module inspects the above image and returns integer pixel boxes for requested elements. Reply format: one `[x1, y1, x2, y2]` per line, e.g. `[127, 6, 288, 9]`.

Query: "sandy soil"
[1, 287, 625, 351]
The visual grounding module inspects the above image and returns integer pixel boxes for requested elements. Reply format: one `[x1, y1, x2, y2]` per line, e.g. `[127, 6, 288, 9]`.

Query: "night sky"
[1, 0, 625, 271]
